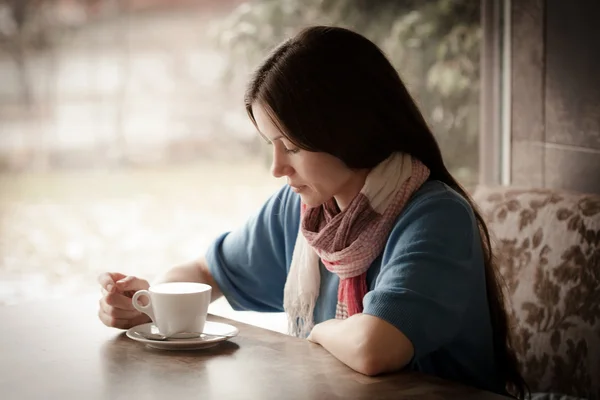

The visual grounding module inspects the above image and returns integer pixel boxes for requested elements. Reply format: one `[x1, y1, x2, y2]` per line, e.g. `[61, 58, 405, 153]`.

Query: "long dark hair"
[244, 26, 527, 399]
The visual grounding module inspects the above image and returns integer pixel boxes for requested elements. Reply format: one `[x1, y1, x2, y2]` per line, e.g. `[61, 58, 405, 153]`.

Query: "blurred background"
[0, 0, 480, 330]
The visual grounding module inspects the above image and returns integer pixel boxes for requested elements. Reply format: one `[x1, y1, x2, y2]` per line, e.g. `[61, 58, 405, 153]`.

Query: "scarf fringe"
[285, 294, 317, 338]
[283, 226, 321, 337]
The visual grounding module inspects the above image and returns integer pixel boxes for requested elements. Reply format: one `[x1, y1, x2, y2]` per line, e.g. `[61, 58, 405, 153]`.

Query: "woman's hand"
[97, 272, 151, 329]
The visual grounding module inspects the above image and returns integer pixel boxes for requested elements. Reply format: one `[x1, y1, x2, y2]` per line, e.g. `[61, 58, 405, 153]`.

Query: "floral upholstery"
[472, 186, 600, 400]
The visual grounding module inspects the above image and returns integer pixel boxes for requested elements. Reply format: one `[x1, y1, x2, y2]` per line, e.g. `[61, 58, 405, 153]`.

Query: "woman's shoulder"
[389, 179, 478, 239]
[262, 184, 301, 225]
[273, 184, 301, 212]
[383, 180, 480, 262]
[404, 179, 474, 217]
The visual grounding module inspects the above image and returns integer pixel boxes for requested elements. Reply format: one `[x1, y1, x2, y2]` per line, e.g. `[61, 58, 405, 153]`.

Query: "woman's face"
[252, 102, 368, 210]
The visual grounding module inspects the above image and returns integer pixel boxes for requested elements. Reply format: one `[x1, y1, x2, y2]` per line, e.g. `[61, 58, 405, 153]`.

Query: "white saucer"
[126, 321, 239, 351]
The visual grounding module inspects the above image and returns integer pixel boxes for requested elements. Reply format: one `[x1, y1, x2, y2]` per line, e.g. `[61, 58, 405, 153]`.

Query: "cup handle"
[131, 290, 155, 323]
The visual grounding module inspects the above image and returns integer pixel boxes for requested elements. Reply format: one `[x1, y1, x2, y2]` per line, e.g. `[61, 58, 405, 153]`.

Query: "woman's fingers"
[99, 296, 140, 320]
[115, 275, 150, 292]
[105, 291, 136, 311]
[98, 307, 150, 330]
[97, 272, 128, 292]
[97, 272, 152, 329]
[97, 308, 132, 330]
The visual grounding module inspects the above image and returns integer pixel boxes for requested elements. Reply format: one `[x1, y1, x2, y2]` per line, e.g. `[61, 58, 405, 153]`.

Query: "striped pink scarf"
[283, 153, 430, 337]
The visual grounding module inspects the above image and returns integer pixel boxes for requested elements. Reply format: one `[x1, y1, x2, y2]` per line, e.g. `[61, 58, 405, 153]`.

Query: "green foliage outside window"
[211, 0, 481, 186]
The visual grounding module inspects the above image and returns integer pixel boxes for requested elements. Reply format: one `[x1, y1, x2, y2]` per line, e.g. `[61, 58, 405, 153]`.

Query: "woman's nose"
[271, 150, 293, 178]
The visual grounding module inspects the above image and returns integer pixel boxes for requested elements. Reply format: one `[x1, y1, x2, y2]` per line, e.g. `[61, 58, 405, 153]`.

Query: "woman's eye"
[285, 147, 300, 154]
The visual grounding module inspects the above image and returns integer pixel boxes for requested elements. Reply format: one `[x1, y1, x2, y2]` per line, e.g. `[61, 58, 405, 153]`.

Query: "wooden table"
[0, 296, 510, 400]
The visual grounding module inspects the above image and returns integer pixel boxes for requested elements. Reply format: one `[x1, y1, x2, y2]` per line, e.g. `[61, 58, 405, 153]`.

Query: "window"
[0, 0, 481, 330]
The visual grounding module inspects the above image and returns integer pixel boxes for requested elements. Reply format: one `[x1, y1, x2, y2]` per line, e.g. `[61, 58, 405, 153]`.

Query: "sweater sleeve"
[362, 193, 480, 361]
[205, 185, 300, 312]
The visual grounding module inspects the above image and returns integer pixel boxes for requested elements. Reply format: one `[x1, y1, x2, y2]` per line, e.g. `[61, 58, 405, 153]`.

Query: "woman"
[97, 26, 527, 398]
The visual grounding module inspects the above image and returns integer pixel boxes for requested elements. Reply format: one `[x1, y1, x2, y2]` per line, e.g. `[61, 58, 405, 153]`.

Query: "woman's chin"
[298, 192, 327, 208]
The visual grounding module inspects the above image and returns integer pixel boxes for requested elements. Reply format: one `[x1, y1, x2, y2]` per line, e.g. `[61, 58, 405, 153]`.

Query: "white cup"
[132, 282, 212, 337]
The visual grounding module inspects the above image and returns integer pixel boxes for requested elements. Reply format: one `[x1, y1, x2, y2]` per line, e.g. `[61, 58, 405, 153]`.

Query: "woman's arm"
[307, 313, 414, 376]
[308, 194, 479, 376]
[202, 184, 299, 312]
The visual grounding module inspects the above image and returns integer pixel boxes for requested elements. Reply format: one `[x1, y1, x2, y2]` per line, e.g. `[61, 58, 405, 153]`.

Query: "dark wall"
[511, 0, 600, 194]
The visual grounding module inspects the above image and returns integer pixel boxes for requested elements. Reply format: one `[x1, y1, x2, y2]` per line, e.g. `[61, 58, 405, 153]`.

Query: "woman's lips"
[289, 185, 306, 193]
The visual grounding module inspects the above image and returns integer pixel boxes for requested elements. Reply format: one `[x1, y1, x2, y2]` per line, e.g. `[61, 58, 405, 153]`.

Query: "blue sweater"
[205, 180, 505, 394]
